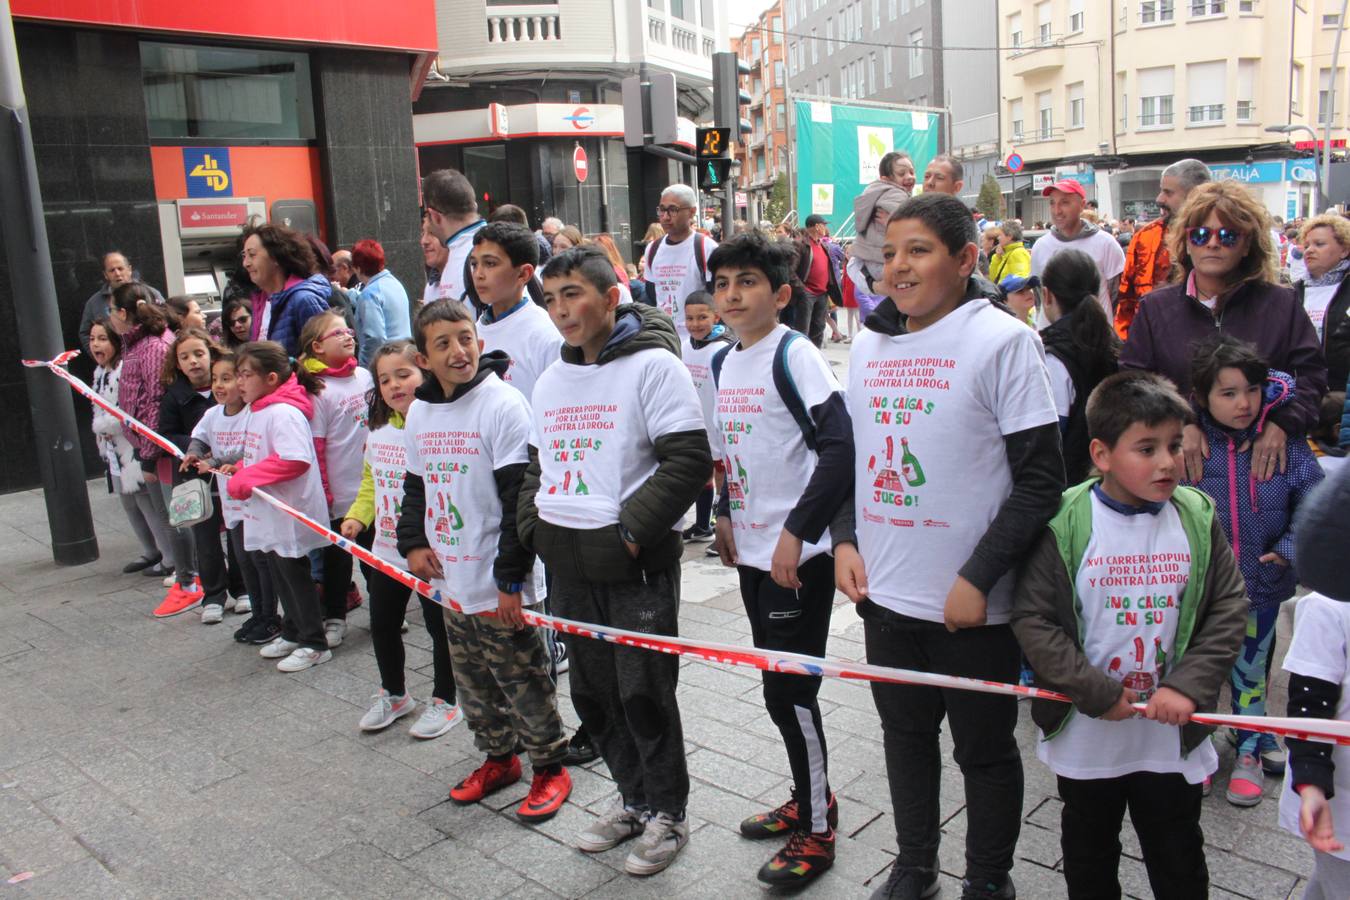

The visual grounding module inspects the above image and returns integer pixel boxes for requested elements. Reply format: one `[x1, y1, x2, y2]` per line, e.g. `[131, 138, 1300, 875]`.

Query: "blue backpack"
[711, 329, 818, 452]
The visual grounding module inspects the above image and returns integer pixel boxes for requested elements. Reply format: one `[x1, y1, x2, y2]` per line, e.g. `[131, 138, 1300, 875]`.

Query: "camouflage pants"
[443, 607, 568, 766]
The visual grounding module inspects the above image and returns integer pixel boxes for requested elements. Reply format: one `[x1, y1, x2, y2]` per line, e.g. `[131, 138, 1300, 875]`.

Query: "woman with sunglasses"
[1121, 179, 1327, 484]
[219, 296, 253, 350]
[1294, 214, 1350, 396]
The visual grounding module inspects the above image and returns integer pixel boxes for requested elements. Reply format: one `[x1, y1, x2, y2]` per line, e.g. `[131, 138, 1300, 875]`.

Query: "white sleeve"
[1283, 594, 1350, 685]
[786, 334, 844, 409]
[984, 324, 1059, 436]
[1045, 355, 1075, 418]
[270, 407, 318, 463]
[1101, 235, 1126, 280]
[640, 352, 707, 443]
[309, 392, 332, 440]
[190, 408, 215, 446]
[402, 405, 423, 477]
[488, 389, 532, 469]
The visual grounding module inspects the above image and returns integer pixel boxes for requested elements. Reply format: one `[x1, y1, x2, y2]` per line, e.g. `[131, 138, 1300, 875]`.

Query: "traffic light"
[712, 52, 753, 138]
[696, 126, 733, 192]
[699, 159, 733, 191]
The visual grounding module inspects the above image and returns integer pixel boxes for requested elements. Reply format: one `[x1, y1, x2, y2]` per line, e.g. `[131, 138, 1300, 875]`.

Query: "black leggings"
[367, 567, 456, 701]
[320, 518, 354, 621]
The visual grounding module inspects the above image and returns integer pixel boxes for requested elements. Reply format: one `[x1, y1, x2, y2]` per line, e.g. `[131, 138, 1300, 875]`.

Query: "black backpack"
[710, 329, 818, 452]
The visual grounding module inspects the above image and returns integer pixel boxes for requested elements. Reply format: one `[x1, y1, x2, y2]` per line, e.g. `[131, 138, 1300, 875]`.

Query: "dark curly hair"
[241, 223, 320, 281]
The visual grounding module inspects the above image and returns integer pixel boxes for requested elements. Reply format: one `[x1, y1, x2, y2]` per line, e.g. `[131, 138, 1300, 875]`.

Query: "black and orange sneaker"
[517, 765, 571, 822]
[449, 754, 521, 805]
[739, 790, 838, 838]
[757, 828, 835, 886]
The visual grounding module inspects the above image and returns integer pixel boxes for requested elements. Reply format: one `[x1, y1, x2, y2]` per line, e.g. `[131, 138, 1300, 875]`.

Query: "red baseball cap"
[1042, 179, 1087, 199]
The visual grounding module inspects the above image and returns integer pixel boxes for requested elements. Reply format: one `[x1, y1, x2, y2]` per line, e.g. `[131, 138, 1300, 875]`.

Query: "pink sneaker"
[1225, 754, 1264, 807]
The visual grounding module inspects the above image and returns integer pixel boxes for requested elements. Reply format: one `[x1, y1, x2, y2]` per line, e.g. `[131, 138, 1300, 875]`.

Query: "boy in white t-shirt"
[832, 193, 1066, 900]
[468, 221, 561, 403]
[706, 232, 853, 888]
[519, 246, 713, 877]
[397, 299, 571, 822]
[679, 291, 733, 542]
[1012, 371, 1246, 899]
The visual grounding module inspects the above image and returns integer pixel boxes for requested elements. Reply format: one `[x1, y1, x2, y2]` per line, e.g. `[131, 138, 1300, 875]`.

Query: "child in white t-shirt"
[298, 311, 375, 649]
[706, 232, 853, 888]
[834, 193, 1066, 899]
[469, 221, 561, 403]
[679, 291, 732, 541]
[224, 341, 332, 673]
[1013, 371, 1247, 899]
[339, 340, 462, 741]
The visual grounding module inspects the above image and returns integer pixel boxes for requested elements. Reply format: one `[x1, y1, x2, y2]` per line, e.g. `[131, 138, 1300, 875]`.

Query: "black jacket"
[1295, 276, 1350, 392]
[395, 351, 534, 584]
[517, 304, 714, 582]
[1039, 317, 1119, 485]
[158, 375, 215, 487]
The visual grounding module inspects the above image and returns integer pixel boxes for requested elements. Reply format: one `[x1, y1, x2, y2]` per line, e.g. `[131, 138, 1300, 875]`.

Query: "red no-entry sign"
[573, 145, 589, 183]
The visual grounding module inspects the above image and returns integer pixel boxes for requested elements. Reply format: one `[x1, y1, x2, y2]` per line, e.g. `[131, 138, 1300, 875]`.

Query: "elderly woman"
[990, 219, 1032, 283]
[240, 223, 331, 357]
[1295, 214, 1350, 392]
[350, 238, 412, 366]
[1121, 180, 1327, 482]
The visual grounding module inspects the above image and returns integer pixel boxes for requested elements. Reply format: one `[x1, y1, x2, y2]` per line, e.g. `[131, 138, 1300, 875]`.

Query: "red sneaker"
[346, 584, 363, 612]
[517, 767, 572, 822]
[449, 755, 521, 805]
[153, 583, 203, 618]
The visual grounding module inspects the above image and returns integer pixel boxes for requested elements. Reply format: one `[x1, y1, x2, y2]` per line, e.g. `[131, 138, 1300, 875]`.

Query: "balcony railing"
[487, 4, 562, 43]
[1187, 103, 1224, 124]
[649, 15, 666, 44]
[1139, 111, 1175, 127]
[672, 23, 698, 54]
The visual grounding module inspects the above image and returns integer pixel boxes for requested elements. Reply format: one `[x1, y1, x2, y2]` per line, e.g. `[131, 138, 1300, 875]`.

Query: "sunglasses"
[1186, 226, 1244, 248]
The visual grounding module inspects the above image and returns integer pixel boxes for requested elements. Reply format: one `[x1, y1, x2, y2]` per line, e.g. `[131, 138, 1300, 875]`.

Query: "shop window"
[141, 42, 315, 141]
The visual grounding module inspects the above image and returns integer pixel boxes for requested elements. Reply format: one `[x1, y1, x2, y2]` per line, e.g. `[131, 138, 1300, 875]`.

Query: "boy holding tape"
[1012, 371, 1247, 899]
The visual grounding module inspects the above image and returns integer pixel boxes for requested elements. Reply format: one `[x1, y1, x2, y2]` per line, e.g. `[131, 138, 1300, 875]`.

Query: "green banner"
[794, 100, 941, 236]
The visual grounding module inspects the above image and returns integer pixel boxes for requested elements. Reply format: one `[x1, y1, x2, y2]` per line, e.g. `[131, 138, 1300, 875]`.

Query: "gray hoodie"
[851, 178, 910, 269]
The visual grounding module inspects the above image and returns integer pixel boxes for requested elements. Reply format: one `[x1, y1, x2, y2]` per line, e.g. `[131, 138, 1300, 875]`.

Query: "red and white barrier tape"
[26, 352, 1350, 746]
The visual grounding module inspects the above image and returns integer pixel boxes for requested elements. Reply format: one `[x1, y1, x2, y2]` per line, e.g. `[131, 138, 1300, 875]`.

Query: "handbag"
[169, 478, 214, 528]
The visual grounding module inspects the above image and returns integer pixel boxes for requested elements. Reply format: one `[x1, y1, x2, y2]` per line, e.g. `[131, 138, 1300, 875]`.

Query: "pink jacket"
[117, 325, 174, 464]
[226, 375, 316, 500]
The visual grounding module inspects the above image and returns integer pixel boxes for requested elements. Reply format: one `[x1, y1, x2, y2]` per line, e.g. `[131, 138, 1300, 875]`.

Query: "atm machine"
[157, 196, 267, 312]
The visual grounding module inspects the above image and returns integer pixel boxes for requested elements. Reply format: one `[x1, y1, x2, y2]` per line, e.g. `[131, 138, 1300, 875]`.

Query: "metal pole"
[0, 1, 98, 565]
[1325, 0, 1349, 212]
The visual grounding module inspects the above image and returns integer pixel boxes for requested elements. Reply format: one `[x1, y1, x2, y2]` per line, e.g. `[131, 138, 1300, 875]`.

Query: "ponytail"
[1041, 249, 1119, 363]
[111, 282, 167, 334]
[235, 340, 324, 397]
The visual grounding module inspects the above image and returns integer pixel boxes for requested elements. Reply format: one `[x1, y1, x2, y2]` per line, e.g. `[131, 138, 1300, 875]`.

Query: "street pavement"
[0, 338, 1316, 899]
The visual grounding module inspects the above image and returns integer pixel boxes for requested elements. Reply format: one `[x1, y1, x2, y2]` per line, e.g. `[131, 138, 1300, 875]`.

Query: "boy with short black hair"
[397, 298, 571, 822]
[469, 221, 560, 402]
[833, 192, 1066, 900]
[518, 246, 713, 876]
[680, 290, 733, 542]
[706, 231, 853, 887]
[1012, 370, 1247, 899]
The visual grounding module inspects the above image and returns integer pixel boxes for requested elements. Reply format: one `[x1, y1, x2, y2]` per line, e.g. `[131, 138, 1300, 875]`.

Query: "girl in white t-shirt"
[298, 311, 375, 649]
[339, 340, 461, 740]
[225, 341, 332, 673]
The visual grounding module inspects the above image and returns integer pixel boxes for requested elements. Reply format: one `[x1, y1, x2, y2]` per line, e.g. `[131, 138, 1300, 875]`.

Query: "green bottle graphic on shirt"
[900, 437, 926, 487]
[574, 471, 590, 495]
[1154, 636, 1166, 674]
[735, 454, 750, 497]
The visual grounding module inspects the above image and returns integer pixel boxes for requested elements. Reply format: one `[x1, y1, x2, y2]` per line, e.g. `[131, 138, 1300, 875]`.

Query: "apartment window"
[777, 102, 785, 122]
[1238, 0, 1254, 10]
[1068, 0, 1085, 33]
[1236, 59, 1256, 120]
[1293, 63, 1304, 115]
[1009, 12, 1023, 47]
[1037, 90, 1053, 139]
[1186, 60, 1226, 124]
[670, 0, 691, 21]
[1319, 68, 1345, 123]
[1324, 14, 1341, 27]
[772, 17, 782, 42]
[789, 42, 797, 75]
[786, 2, 795, 27]
[1067, 82, 1085, 127]
[811, 28, 818, 64]
[1036, 1, 1052, 43]
[1138, 65, 1175, 126]
[901, 0, 911, 12]
[752, 37, 762, 58]
[909, 29, 924, 77]
[1010, 99, 1024, 141]
[873, 0, 881, 28]
[774, 61, 784, 87]
[1140, 1, 1175, 23]
[889, 0, 897, 19]
[826, 18, 833, 54]
[1190, 0, 1224, 16]
[869, 51, 878, 94]
[884, 47, 894, 87]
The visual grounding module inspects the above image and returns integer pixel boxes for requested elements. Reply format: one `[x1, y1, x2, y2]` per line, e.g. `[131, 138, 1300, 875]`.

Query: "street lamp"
[1267, 123, 1325, 215]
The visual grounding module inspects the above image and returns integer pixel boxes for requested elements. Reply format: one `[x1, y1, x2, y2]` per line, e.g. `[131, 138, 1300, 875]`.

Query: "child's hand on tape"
[1142, 686, 1195, 726]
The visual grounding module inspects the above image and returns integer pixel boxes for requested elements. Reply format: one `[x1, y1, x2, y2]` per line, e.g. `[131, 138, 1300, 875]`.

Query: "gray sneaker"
[577, 800, 647, 852]
[624, 810, 688, 876]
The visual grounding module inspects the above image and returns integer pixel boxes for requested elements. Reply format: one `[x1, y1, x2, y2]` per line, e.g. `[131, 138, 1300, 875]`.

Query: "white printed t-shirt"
[848, 299, 1057, 624]
[364, 422, 409, 566]
[1279, 593, 1350, 860]
[649, 233, 716, 340]
[437, 220, 487, 303]
[530, 347, 705, 530]
[191, 406, 249, 527]
[680, 333, 731, 444]
[477, 299, 562, 403]
[716, 325, 841, 570]
[403, 373, 539, 614]
[237, 403, 329, 557]
[1030, 227, 1126, 318]
[1302, 282, 1340, 342]
[1037, 490, 1217, 783]
[312, 368, 374, 517]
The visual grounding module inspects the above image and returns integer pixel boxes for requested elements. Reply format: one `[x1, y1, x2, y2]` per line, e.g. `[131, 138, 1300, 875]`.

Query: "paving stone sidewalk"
[0, 341, 1315, 898]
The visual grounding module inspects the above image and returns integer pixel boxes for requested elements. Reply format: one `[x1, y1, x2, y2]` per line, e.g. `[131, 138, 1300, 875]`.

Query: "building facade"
[413, 0, 731, 261]
[998, 0, 1350, 223]
[941, 0, 1002, 207]
[731, 2, 790, 224]
[3, 1, 435, 492]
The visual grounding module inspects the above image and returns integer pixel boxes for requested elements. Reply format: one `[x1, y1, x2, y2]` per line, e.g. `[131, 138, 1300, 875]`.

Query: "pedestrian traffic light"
[712, 52, 753, 138]
[699, 158, 733, 191]
[696, 126, 731, 161]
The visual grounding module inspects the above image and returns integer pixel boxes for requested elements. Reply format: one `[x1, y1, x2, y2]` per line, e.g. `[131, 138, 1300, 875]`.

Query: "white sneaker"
[277, 647, 332, 673]
[200, 603, 224, 625]
[260, 636, 300, 659]
[409, 698, 463, 740]
[625, 810, 689, 875]
[233, 594, 252, 615]
[324, 618, 347, 648]
[163, 573, 176, 587]
[359, 690, 416, 731]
